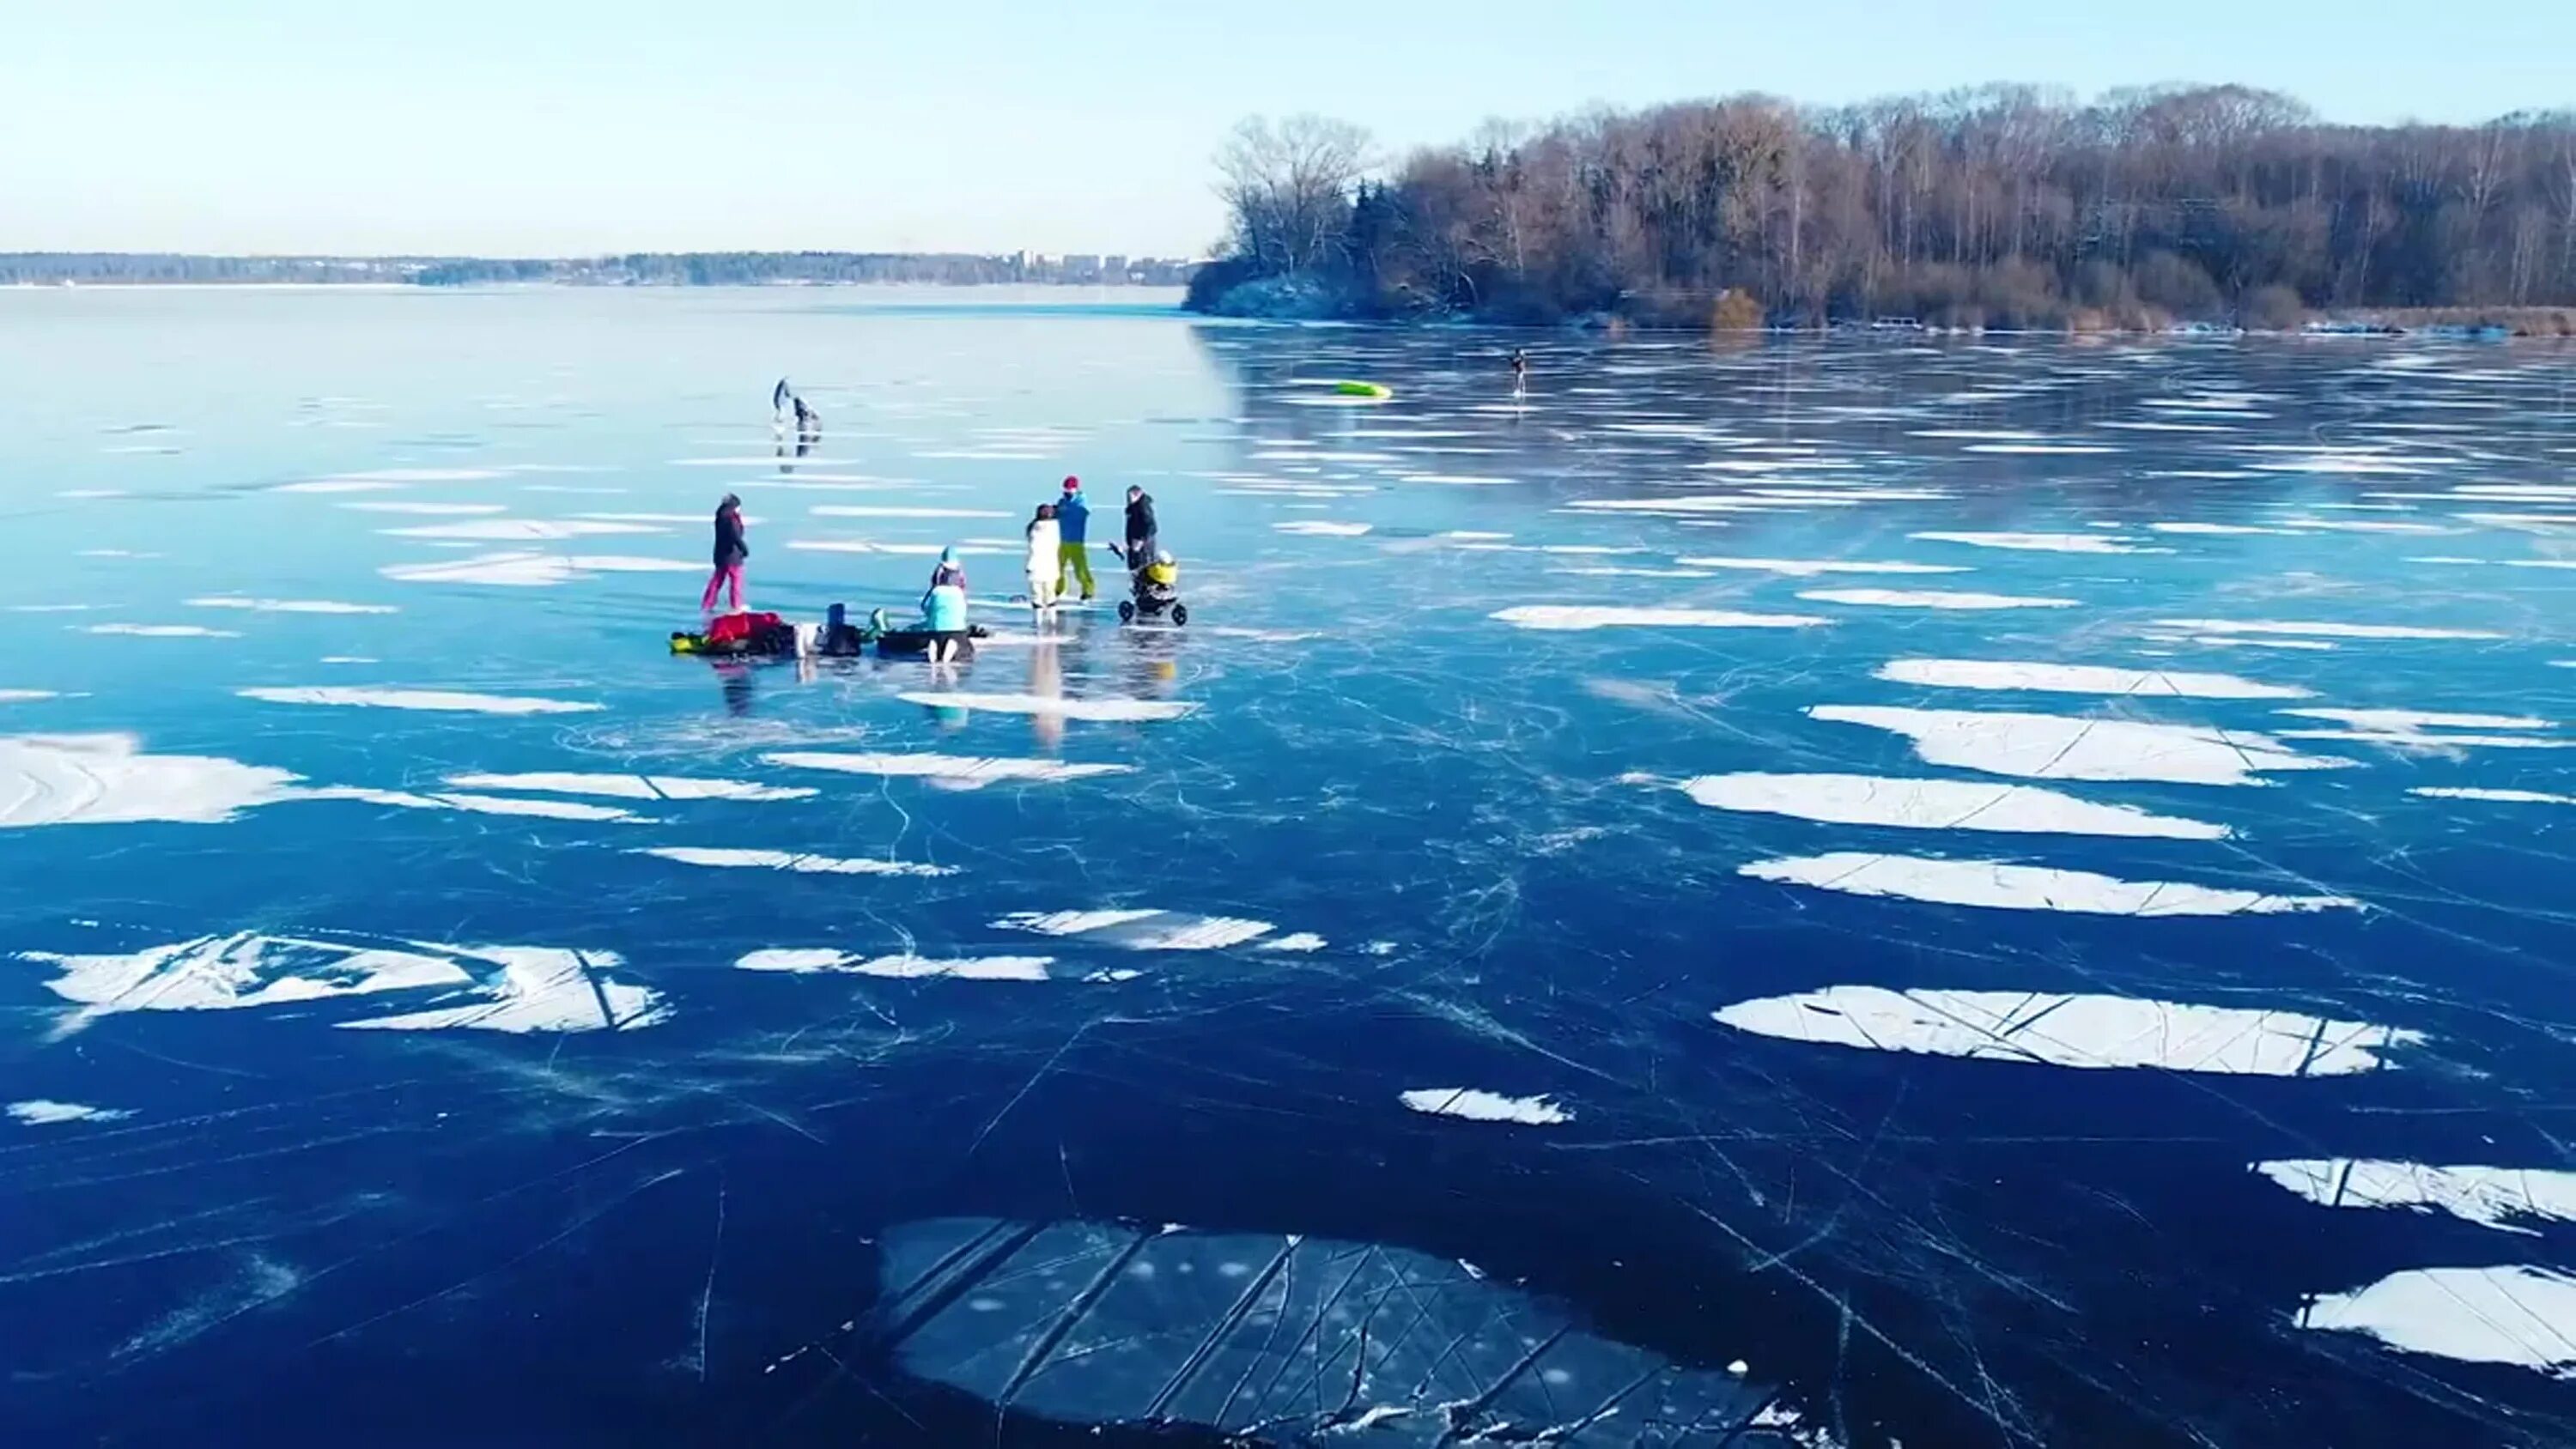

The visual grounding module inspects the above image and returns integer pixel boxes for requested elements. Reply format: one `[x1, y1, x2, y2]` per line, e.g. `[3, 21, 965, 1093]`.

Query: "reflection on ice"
[1716, 985, 2415, 1075]
[1399, 1088, 1572, 1125]
[868, 1216, 1791, 1444]
[2255, 1159, 2576, 1237]
[2300, 1267, 2576, 1376]
[1651, 772, 2227, 840]
[1741, 853, 2358, 916]
[1875, 659, 2310, 700]
[1, 733, 301, 828]
[1807, 705, 2349, 785]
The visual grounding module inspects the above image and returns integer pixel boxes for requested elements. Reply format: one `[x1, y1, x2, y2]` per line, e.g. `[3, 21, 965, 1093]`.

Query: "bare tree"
[1218, 115, 1372, 276]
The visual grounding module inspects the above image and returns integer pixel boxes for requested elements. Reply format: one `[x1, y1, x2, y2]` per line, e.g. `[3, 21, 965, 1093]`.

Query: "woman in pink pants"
[701, 493, 748, 612]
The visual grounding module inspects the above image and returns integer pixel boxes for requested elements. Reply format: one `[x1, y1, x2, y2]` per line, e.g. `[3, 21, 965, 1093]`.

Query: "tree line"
[1186, 87, 2576, 330]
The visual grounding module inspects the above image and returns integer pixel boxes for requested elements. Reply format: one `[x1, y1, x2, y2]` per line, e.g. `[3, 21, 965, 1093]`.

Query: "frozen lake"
[3, 287, 2573, 1447]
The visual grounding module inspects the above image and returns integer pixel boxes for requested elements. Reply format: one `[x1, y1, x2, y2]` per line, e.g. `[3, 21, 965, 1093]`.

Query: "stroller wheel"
[1116, 599, 1136, 623]
[1170, 603, 1188, 627]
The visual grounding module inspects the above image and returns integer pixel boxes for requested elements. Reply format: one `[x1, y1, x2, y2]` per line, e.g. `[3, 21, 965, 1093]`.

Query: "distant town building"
[1102, 255, 1128, 285]
[1060, 254, 1102, 282]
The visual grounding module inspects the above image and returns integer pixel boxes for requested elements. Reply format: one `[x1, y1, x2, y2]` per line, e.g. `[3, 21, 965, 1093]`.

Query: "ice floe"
[1398, 1088, 1571, 1125]
[1492, 605, 1830, 631]
[1875, 658, 2310, 700]
[1674, 555, 1967, 576]
[2299, 1267, 2576, 1375]
[1715, 985, 2412, 1075]
[1, 734, 301, 828]
[184, 597, 398, 615]
[2157, 618, 2504, 642]
[1740, 853, 2358, 916]
[995, 909, 1285, 950]
[1910, 531, 2156, 555]
[2255, 1160, 2576, 1237]
[761, 751, 1130, 789]
[636, 846, 952, 878]
[737, 950, 1052, 979]
[1807, 705, 2351, 785]
[8, 1100, 132, 1125]
[1655, 773, 2227, 839]
[447, 773, 814, 802]
[1798, 589, 2078, 610]
[238, 687, 600, 716]
[893, 692, 1198, 723]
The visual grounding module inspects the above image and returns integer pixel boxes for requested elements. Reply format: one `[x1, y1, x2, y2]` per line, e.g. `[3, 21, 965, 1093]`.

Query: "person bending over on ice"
[1024, 504, 1062, 609]
[920, 546, 970, 664]
[702, 493, 749, 613]
[1054, 476, 1097, 602]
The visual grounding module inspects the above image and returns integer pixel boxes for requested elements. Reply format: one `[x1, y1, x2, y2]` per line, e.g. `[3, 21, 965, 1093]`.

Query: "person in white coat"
[1024, 503, 1064, 612]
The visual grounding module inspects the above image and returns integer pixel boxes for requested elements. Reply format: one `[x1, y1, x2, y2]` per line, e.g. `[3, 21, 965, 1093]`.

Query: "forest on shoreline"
[1186, 85, 2576, 332]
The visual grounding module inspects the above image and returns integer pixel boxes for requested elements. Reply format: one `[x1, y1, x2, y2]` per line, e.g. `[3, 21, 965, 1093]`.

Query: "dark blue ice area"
[3, 288, 2574, 1446]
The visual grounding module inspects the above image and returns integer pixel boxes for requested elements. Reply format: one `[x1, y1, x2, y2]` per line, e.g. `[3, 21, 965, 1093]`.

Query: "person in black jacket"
[1121, 486, 1158, 576]
[702, 494, 748, 613]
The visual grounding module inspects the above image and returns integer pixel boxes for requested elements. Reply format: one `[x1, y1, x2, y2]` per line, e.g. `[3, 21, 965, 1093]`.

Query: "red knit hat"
[1061, 476, 1079, 492]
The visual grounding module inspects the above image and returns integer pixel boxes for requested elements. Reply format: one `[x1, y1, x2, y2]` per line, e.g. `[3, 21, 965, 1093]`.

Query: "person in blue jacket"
[921, 545, 970, 664]
[1054, 476, 1097, 602]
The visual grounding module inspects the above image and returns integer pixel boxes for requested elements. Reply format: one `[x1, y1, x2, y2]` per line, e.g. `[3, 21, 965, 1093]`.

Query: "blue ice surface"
[1, 287, 2573, 1448]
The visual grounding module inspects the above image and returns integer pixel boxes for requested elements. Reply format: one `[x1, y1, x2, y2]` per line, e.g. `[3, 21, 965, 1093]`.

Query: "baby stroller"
[1116, 549, 1187, 627]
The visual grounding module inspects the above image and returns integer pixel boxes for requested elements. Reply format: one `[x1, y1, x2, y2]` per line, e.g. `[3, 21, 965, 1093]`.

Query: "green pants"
[1059, 541, 1096, 599]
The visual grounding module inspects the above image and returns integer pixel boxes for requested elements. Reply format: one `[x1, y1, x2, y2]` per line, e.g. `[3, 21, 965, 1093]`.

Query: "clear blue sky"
[4, 0, 2569, 258]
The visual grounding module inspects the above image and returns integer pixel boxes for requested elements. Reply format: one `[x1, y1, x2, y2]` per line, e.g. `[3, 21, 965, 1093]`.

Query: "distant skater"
[702, 493, 748, 613]
[1509, 348, 1528, 400]
[793, 394, 818, 436]
[1025, 504, 1063, 612]
[1055, 476, 1097, 602]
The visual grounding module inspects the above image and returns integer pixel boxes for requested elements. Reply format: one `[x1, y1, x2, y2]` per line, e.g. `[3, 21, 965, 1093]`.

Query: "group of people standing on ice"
[699, 474, 1168, 640]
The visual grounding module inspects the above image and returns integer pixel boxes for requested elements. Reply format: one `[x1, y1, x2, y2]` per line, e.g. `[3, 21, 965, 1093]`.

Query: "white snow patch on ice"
[2148, 522, 2300, 537]
[239, 687, 599, 716]
[1911, 531, 2152, 555]
[636, 846, 952, 878]
[80, 624, 238, 639]
[2411, 787, 2576, 806]
[894, 692, 1198, 723]
[1799, 590, 2079, 611]
[1741, 853, 2358, 917]
[338, 947, 666, 1034]
[0, 690, 59, 703]
[762, 751, 1131, 789]
[381, 518, 664, 542]
[996, 909, 1278, 950]
[1807, 705, 2348, 785]
[185, 597, 397, 615]
[1876, 658, 2310, 700]
[1, 734, 301, 828]
[1715, 985, 2413, 1076]
[1662, 773, 2227, 839]
[737, 950, 1053, 980]
[1492, 605, 1830, 632]
[2300, 1267, 2576, 1375]
[2256, 1160, 2576, 1237]
[448, 773, 814, 803]
[1674, 556, 1966, 577]
[298, 787, 643, 822]
[1399, 1088, 1571, 1125]
[2282, 707, 2553, 732]
[2158, 618, 2502, 641]
[1273, 520, 1373, 537]
[9, 1100, 133, 1125]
